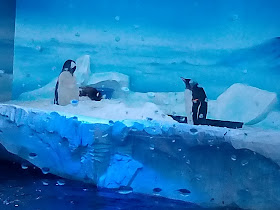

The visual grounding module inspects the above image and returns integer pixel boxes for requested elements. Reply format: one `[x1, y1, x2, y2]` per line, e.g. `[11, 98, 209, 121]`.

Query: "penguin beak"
[180, 77, 186, 82]
[181, 77, 190, 84]
[69, 66, 76, 75]
[181, 77, 192, 89]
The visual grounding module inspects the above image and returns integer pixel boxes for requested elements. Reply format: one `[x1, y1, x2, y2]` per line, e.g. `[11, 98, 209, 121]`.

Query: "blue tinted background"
[0, 0, 16, 73]
[16, 0, 280, 48]
[13, 0, 280, 99]
[0, 0, 16, 101]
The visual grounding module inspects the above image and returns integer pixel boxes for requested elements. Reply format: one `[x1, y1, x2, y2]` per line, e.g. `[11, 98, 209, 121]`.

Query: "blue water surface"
[0, 159, 203, 210]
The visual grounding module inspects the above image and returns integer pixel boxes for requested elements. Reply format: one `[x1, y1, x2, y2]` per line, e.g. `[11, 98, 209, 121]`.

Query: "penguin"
[181, 77, 208, 125]
[79, 86, 102, 101]
[181, 77, 194, 125]
[54, 60, 79, 106]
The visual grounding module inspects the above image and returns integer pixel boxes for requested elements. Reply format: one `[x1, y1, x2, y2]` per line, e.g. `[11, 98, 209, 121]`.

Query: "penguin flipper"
[54, 81, 59, 105]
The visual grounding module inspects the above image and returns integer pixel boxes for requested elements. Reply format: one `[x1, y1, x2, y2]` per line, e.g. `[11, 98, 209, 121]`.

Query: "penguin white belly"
[184, 89, 193, 124]
[57, 71, 79, 106]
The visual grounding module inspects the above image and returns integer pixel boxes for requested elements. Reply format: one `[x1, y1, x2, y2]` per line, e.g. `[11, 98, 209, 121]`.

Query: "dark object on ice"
[54, 60, 77, 105]
[202, 119, 243, 129]
[181, 77, 207, 125]
[153, 188, 162, 193]
[95, 88, 114, 99]
[168, 115, 243, 129]
[169, 115, 188, 123]
[79, 86, 102, 101]
[190, 128, 198, 133]
[177, 189, 191, 195]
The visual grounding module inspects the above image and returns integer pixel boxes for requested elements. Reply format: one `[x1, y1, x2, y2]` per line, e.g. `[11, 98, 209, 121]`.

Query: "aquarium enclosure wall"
[0, 0, 280, 209]
[0, 0, 15, 101]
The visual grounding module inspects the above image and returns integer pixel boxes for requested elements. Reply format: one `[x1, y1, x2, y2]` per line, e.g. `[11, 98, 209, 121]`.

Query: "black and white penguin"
[54, 60, 79, 106]
[79, 86, 102, 101]
[181, 77, 208, 125]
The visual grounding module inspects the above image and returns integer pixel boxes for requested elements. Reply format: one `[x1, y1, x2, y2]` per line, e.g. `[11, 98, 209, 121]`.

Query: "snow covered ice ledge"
[1, 104, 280, 209]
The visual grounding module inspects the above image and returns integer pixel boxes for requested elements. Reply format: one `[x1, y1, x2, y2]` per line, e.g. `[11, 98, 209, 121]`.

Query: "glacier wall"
[1, 104, 280, 209]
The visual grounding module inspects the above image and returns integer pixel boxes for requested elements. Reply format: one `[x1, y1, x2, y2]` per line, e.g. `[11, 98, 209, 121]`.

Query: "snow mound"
[87, 72, 129, 89]
[210, 83, 277, 124]
[6, 99, 174, 123]
[127, 91, 185, 115]
[18, 79, 57, 101]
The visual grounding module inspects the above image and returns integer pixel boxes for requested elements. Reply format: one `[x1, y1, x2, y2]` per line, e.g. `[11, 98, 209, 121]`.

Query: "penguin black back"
[192, 84, 207, 101]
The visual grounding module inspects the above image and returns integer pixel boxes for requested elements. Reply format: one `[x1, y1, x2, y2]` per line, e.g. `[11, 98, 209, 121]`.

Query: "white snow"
[6, 98, 174, 123]
[126, 91, 185, 116]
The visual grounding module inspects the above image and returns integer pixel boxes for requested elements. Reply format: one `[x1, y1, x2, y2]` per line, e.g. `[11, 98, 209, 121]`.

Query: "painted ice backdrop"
[1, 0, 280, 209]
[13, 0, 280, 100]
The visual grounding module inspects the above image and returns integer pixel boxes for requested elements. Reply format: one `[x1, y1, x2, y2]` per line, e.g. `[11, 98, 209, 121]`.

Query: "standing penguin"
[181, 77, 208, 125]
[54, 60, 79, 106]
[180, 78, 194, 125]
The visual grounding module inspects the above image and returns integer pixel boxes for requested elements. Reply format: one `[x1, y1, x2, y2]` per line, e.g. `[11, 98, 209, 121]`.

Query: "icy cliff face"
[1, 104, 280, 209]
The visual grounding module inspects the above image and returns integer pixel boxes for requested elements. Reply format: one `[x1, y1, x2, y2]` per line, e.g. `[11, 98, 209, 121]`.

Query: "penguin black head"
[181, 77, 192, 90]
[62, 60, 76, 75]
[181, 77, 198, 90]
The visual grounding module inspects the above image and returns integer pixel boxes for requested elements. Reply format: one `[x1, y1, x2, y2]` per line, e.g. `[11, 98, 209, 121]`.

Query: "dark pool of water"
[0, 159, 202, 210]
